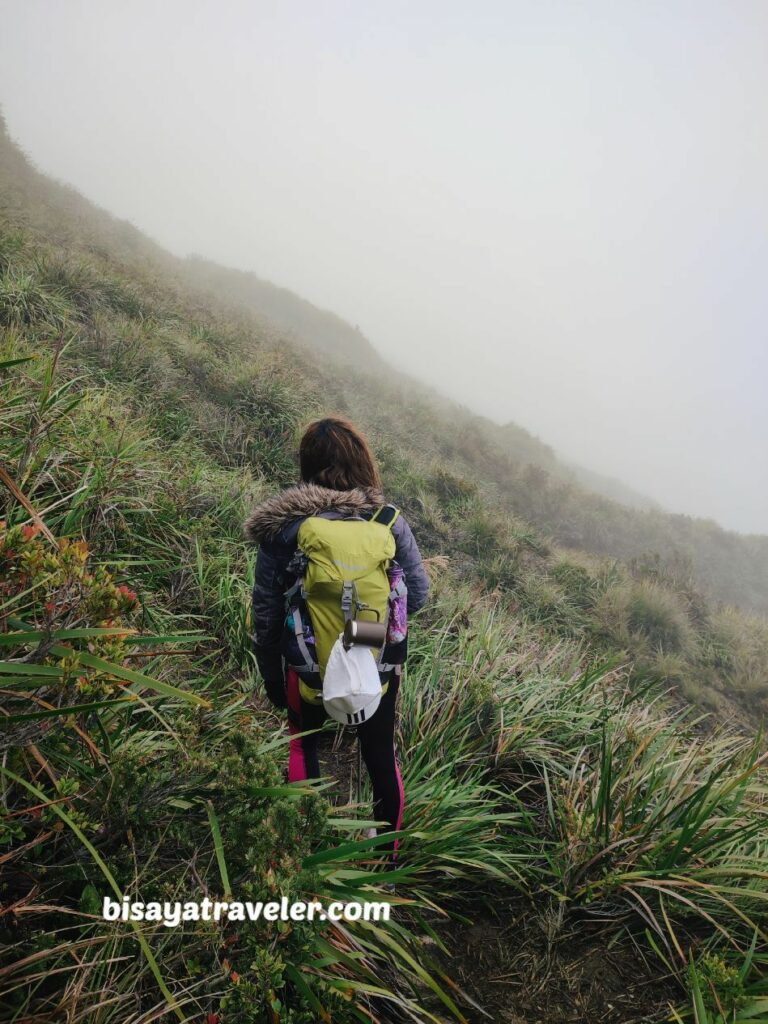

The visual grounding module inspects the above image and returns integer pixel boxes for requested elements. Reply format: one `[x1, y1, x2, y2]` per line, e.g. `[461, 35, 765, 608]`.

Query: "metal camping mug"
[343, 618, 387, 651]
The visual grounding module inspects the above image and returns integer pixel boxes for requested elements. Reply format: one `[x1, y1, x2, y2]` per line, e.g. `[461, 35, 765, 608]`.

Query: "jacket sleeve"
[393, 515, 430, 614]
[251, 541, 292, 708]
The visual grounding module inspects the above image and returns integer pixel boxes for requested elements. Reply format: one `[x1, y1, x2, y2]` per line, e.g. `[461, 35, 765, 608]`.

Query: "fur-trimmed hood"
[243, 483, 385, 543]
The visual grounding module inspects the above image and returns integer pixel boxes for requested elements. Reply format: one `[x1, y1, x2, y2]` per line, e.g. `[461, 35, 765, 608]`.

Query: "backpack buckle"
[341, 580, 354, 622]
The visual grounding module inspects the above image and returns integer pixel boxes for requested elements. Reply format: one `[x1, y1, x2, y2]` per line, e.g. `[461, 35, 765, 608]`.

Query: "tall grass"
[0, 341, 536, 1022]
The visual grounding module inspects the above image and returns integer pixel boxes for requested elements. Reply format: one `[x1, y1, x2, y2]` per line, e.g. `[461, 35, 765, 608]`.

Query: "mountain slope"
[2, 109, 768, 1024]
[1, 111, 768, 723]
[3, 112, 767, 616]
[183, 253, 385, 370]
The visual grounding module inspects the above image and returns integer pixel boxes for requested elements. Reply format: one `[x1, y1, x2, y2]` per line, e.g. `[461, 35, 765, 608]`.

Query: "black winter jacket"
[244, 483, 430, 701]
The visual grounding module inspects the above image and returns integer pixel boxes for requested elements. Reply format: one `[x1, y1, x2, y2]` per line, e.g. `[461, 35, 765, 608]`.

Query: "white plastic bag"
[323, 634, 382, 725]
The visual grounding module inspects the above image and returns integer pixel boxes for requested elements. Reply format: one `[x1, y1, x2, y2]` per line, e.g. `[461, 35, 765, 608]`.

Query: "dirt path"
[315, 727, 680, 1023]
[432, 895, 679, 1023]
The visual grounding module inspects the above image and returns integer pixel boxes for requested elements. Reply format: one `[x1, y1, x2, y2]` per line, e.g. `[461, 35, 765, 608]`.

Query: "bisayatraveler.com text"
[102, 895, 391, 928]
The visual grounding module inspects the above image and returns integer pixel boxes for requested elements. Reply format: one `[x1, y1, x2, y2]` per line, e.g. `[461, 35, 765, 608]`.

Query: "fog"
[1, 0, 766, 534]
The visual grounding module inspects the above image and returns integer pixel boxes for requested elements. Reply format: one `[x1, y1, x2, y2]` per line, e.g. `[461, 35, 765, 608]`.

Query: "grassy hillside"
[182, 255, 385, 371]
[2, 112, 768, 1023]
[3, 111, 767, 617]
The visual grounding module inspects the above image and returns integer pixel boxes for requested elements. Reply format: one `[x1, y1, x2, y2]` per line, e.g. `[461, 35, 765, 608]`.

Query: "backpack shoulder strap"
[367, 503, 400, 530]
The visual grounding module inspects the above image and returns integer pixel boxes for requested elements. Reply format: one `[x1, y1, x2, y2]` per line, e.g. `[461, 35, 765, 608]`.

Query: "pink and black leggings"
[286, 666, 405, 855]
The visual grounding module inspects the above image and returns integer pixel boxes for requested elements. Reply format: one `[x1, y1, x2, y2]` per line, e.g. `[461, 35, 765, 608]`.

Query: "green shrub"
[690, 952, 746, 1015]
[482, 550, 520, 591]
[595, 578, 696, 658]
[236, 360, 315, 484]
[651, 650, 689, 686]
[0, 266, 74, 330]
[519, 574, 573, 629]
[551, 558, 600, 610]
[707, 608, 768, 701]
[461, 509, 500, 557]
[626, 579, 695, 653]
[430, 465, 478, 508]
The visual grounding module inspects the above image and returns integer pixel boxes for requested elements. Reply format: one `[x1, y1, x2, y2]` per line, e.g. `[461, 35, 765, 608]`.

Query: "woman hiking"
[244, 416, 429, 857]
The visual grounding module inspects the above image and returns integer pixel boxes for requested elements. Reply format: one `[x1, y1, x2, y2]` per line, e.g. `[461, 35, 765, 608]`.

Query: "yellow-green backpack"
[283, 505, 403, 706]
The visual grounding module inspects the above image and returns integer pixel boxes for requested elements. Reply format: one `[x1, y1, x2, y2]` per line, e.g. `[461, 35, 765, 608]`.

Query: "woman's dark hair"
[299, 416, 382, 492]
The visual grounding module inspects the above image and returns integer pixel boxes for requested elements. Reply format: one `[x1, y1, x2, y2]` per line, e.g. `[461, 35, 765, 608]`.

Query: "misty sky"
[1, 1, 766, 534]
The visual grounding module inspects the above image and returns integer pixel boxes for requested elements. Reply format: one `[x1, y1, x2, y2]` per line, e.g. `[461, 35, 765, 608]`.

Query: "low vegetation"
[1, 112, 768, 1022]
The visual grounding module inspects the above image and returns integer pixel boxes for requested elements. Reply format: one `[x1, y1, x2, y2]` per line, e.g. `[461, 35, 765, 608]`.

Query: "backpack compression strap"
[369, 503, 405, 605]
[365, 504, 405, 675]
